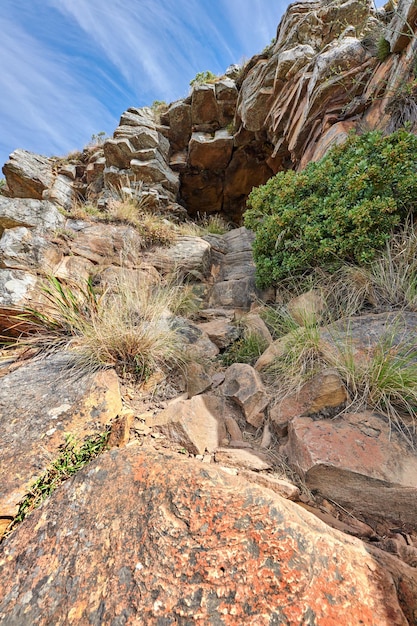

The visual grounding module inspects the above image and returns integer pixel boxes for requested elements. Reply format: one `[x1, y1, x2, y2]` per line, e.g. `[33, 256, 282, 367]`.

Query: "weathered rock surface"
[152, 235, 212, 278]
[214, 446, 273, 471]
[188, 130, 234, 170]
[0, 196, 65, 235]
[221, 362, 270, 427]
[65, 220, 144, 267]
[285, 411, 417, 526]
[0, 269, 38, 335]
[0, 354, 122, 520]
[196, 317, 240, 349]
[0, 227, 62, 272]
[207, 227, 269, 309]
[0, 447, 414, 625]
[2, 150, 53, 199]
[319, 312, 417, 365]
[150, 394, 227, 454]
[269, 368, 349, 437]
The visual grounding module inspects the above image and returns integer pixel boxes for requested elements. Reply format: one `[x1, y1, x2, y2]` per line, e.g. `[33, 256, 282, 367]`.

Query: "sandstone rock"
[180, 168, 224, 215]
[107, 410, 134, 448]
[130, 156, 179, 195]
[0, 269, 38, 336]
[215, 78, 238, 126]
[223, 146, 273, 221]
[196, 317, 240, 349]
[239, 470, 301, 500]
[188, 130, 233, 170]
[86, 156, 105, 185]
[150, 394, 227, 454]
[0, 227, 62, 272]
[167, 100, 192, 151]
[118, 106, 156, 129]
[269, 368, 349, 437]
[0, 354, 122, 519]
[285, 411, 417, 526]
[169, 150, 188, 171]
[385, 0, 417, 53]
[243, 312, 273, 344]
[209, 277, 259, 309]
[42, 174, 74, 210]
[67, 221, 144, 267]
[319, 312, 417, 366]
[214, 446, 273, 471]
[152, 235, 211, 278]
[186, 361, 212, 398]
[221, 362, 269, 427]
[191, 83, 219, 128]
[0, 197, 65, 235]
[0, 447, 412, 624]
[53, 255, 95, 283]
[287, 289, 326, 326]
[175, 319, 220, 360]
[2, 149, 53, 199]
[275, 44, 315, 81]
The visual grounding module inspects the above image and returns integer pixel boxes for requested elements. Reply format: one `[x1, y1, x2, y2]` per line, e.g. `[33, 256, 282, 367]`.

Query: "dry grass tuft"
[5, 273, 195, 381]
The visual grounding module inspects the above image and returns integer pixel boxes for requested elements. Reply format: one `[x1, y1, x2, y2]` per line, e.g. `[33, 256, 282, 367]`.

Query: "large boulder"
[66, 221, 144, 267]
[221, 362, 270, 427]
[191, 84, 219, 129]
[188, 130, 234, 170]
[0, 447, 414, 624]
[167, 100, 192, 151]
[285, 411, 417, 526]
[152, 235, 212, 278]
[0, 227, 62, 272]
[0, 353, 122, 521]
[2, 150, 53, 199]
[0, 197, 65, 236]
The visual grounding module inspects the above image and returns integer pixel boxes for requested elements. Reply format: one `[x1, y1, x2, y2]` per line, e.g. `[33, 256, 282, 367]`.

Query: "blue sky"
[0, 0, 287, 169]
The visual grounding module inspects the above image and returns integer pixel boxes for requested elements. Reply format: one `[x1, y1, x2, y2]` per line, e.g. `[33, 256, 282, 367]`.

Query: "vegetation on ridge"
[245, 129, 417, 288]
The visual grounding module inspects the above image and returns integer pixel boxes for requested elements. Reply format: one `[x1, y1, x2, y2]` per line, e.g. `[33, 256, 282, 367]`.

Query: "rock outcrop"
[1, 0, 417, 622]
[1, 447, 415, 625]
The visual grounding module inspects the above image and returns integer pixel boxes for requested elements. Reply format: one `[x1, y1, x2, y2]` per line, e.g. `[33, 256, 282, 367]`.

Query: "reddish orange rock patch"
[0, 447, 413, 625]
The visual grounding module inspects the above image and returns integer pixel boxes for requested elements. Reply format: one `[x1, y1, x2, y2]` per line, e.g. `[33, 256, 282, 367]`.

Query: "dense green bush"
[244, 130, 417, 287]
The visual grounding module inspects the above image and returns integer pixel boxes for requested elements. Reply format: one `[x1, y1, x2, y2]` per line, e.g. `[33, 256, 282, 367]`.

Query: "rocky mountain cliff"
[1, 0, 417, 624]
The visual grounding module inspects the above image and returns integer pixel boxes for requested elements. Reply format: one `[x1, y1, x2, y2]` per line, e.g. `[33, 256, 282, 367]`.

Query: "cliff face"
[3, 0, 417, 224]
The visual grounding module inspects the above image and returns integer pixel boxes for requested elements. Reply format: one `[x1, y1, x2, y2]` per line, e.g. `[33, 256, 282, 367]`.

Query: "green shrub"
[245, 130, 417, 287]
[190, 70, 217, 87]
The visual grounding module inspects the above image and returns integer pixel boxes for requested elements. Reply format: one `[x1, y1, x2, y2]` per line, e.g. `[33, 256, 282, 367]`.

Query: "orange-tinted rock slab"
[0, 353, 122, 519]
[0, 447, 413, 625]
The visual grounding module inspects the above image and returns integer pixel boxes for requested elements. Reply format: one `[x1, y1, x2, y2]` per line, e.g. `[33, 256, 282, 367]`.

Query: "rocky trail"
[1, 0, 417, 623]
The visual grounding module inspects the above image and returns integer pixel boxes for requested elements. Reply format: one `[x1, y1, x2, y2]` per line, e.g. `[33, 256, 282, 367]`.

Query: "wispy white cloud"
[0, 13, 118, 166]
[0, 0, 286, 168]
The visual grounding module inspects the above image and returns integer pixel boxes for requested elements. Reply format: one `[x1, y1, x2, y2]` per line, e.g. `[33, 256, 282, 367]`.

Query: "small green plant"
[89, 131, 108, 146]
[245, 129, 417, 287]
[151, 100, 168, 122]
[4, 431, 110, 538]
[377, 37, 391, 61]
[178, 214, 231, 237]
[0, 178, 5, 190]
[265, 322, 323, 395]
[190, 70, 218, 87]
[329, 328, 417, 445]
[222, 331, 268, 366]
